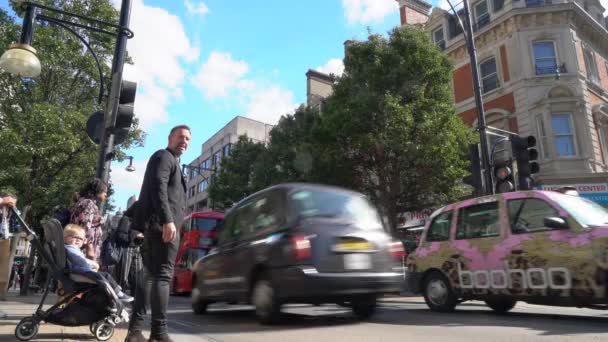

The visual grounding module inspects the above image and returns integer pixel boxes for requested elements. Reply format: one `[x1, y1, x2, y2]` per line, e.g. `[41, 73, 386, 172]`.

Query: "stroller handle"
[10, 206, 37, 238]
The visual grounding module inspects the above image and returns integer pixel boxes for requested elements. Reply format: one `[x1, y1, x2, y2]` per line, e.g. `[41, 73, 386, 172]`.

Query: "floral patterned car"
[406, 190, 608, 313]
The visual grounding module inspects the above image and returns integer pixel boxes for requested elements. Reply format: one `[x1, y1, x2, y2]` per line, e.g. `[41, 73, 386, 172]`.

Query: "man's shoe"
[124, 330, 146, 342]
[148, 333, 175, 342]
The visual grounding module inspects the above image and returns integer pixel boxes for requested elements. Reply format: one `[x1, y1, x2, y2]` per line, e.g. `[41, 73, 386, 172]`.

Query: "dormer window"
[433, 27, 445, 50]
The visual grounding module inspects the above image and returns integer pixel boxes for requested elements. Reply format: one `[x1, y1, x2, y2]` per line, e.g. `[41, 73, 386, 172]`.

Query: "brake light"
[388, 240, 406, 260]
[291, 234, 311, 260]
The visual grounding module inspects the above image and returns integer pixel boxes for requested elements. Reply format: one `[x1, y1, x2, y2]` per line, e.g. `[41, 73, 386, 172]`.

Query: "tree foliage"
[0, 1, 144, 224]
[210, 27, 473, 235]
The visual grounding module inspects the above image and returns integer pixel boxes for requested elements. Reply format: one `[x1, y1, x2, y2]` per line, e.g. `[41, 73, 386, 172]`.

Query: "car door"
[505, 194, 574, 297]
[201, 211, 239, 298]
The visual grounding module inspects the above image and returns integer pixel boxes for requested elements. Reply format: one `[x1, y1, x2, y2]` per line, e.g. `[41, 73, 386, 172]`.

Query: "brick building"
[397, 0, 608, 205]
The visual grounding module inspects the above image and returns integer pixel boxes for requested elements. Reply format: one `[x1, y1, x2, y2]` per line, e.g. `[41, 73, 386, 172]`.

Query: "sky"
[98, 0, 407, 213]
[0, 0, 459, 212]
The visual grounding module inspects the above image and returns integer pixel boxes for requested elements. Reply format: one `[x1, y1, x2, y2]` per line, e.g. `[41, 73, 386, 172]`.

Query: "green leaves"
[0, 1, 144, 223]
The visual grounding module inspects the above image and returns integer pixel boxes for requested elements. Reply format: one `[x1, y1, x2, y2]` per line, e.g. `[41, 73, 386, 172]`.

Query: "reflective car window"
[546, 192, 608, 228]
[508, 198, 559, 233]
[290, 190, 382, 230]
[426, 211, 452, 242]
[456, 202, 500, 239]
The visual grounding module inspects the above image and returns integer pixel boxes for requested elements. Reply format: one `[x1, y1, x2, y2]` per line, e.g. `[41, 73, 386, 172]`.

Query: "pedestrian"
[125, 125, 190, 342]
[114, 200, 144, 289]
[70, 179, 107, 262]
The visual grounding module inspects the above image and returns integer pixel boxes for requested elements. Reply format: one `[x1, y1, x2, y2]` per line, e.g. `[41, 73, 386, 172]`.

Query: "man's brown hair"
[169, 125, 191, 137]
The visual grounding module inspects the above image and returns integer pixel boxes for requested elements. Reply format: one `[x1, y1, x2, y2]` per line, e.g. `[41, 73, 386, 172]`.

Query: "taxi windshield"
[548, 192, 608, 228]
[291, 190, 383, 230]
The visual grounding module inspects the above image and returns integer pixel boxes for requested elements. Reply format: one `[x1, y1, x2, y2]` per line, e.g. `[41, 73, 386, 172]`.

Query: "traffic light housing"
[494, 160, 515, 193]
[510, 135, 539, 190]
[463, 143, 483, 196]
[114, 80, 137, 145]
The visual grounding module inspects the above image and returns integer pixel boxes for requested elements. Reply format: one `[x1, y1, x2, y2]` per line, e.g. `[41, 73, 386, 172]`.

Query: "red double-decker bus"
[171, 211, 224, 295]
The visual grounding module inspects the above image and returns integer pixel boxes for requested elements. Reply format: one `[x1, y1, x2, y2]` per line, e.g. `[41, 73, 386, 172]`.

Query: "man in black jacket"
[126, 125, 190, 342]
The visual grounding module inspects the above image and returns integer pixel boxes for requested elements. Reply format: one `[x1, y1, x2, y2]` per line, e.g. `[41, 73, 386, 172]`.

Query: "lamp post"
[125, 156, 136, 172]
[0, 1, 135, 212]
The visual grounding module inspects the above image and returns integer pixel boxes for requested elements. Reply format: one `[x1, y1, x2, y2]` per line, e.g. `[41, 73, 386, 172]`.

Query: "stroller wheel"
[94, 321, 114, 341]
[89, 321, 98, 334]
[15, 317, 39, 341]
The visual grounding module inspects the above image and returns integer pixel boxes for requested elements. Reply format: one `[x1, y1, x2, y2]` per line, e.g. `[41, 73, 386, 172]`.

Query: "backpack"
[100, 227, 121, 266]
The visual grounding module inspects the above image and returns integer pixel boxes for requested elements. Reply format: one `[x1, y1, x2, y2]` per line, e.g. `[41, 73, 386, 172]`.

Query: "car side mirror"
[544, 216, 569, 229]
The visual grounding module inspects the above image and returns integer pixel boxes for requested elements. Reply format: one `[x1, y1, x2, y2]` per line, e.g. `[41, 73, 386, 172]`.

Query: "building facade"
[398, 0, 608, 205]
[184, 116, 273, 214]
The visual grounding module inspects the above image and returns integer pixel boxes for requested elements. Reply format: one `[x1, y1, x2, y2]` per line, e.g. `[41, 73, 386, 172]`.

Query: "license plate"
[344, 254, 371, 270]
[336, 241, 372, 251]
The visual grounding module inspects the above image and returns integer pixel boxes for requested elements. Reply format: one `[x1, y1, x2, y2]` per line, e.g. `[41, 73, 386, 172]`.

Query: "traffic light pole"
[95, 0, 133, 212]
[461, 0, 493, 195]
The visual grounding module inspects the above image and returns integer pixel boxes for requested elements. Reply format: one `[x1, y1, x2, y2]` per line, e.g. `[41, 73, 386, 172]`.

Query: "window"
[533, 41, 557, 75]
[426, 211, 453, 242]
[583, 48, 600, 84]
[548, 192, 608, 228]
[551, 113, 576, 157]
[223, 143, 232, 157]
[493, 0, 504, 11]
[480, 58, 499, 93]
[456, 202, 500, 239]
[535, 114, 550, 159]
[433, 27, 445, 50]
[475, 1, 490, 28]
[197, 179, 209, 193]
[212, 151, 222, 166]
[448, 13, 463, 39]
[217, 212, 238, 245]
[508, 198, 559, 233]
[250, 191, 285, 235]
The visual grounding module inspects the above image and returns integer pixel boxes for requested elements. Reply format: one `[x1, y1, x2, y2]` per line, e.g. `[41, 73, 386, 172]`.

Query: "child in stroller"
[64, 224, 134, 303]
[12, 208, 132, 341]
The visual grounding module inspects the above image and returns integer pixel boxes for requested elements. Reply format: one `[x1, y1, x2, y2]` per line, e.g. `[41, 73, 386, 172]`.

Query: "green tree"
[208, 135, 266, 210]
[319, 27, 474, 234]
[0, 1, 144, 224]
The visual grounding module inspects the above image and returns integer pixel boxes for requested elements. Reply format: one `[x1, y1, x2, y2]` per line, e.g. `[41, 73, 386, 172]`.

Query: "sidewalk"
[0, 290, 130, 341]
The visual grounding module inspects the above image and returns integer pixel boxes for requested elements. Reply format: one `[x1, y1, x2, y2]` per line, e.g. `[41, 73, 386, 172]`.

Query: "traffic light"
[494, 160, 515, 193]
[463, 143, 483, 196]
[510, 135, 539, 190]
[114, 80, 137, 145]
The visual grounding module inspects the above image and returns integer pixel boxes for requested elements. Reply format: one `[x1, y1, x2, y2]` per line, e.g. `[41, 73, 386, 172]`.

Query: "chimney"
[396, 0, 432, 27]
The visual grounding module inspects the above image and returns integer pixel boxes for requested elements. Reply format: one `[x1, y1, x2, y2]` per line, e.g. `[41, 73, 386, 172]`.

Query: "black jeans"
[129, 230, 179, 336]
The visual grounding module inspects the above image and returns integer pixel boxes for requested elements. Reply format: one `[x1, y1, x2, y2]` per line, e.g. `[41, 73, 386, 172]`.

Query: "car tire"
[351, 296, 377, 320]
[191, 276, 208, 315]
[252, 275, 281, 324]
[422, 271, 457, 313]
[485, 298, 516, 314]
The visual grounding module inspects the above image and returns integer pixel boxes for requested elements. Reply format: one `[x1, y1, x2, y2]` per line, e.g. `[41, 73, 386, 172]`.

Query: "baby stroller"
[10, 207, 129, 341]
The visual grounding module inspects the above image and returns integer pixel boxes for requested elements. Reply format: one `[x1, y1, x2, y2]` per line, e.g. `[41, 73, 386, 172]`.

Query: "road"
[160, 295, 608, 342]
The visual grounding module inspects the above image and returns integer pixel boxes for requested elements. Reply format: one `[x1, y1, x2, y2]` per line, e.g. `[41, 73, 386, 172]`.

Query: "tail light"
[388, 240, 406, 260]
[291, 234, 311, 261]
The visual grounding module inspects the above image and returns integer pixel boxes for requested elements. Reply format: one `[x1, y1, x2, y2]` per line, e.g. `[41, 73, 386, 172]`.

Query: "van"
[406, 190, 608, 313]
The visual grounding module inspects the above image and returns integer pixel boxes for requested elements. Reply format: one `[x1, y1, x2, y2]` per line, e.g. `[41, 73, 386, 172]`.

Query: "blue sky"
[1, 0, 442, 212]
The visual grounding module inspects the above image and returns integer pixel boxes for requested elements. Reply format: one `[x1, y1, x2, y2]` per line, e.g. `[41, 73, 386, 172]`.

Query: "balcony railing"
[535, 63, 567, 75]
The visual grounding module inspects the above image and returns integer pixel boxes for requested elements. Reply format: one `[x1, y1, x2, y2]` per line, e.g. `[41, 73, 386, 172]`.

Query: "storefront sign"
[539, 183, 608, 205]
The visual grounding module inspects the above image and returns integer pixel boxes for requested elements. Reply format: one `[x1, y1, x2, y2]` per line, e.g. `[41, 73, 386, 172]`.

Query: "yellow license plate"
[336, 241, 372, 251]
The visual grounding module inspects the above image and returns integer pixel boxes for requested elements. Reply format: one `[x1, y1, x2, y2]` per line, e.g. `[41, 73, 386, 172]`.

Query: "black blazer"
[134, 148, 187, 233]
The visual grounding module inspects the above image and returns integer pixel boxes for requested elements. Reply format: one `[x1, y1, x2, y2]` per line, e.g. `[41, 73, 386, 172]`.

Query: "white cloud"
[191, 51, 297, 124]
[110, 159, 148, 194]
[184, 0, 209, 16]
[191, 52, 249, 98]
[112, 0, 200, 129]
[342, 0, 399, 24]
[316, 59, 344, 77]
[243, 86, 298, 124]
[601, 0, 608, 14]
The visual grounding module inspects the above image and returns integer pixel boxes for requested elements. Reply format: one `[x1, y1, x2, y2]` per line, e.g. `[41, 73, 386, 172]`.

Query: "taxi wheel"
[252, 275, 281, 324]
[485, 298, 517, 314]
[423, 271, 457, 313]
[352, 296, 377, 320]
[191, 276, 209, 315]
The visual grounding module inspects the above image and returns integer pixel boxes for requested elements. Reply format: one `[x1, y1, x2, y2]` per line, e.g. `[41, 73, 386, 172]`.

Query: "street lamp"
[0, 5, 40, 77]
[0, 1, 135, 212]
[125, 156, 135, 172]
